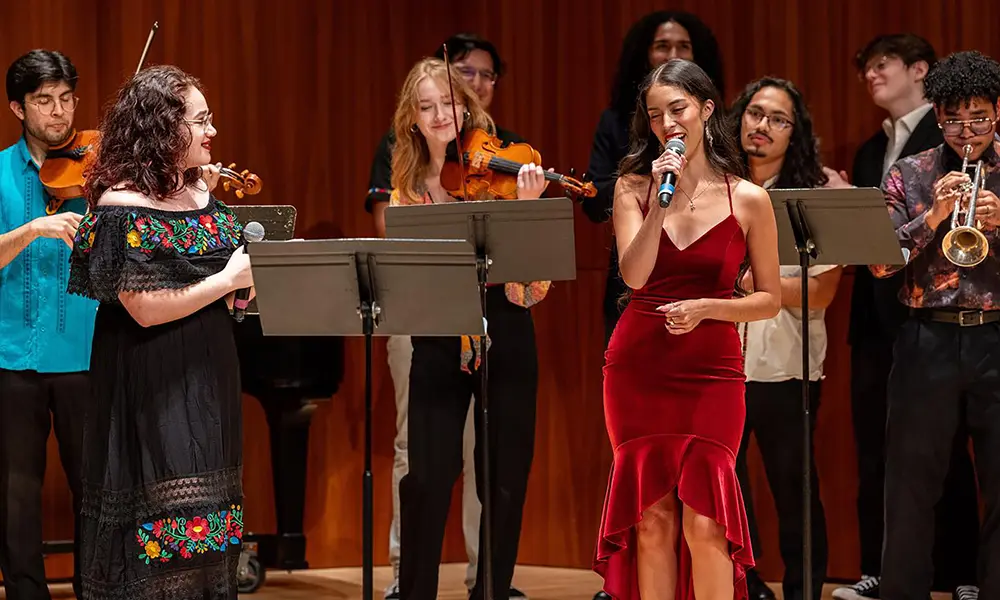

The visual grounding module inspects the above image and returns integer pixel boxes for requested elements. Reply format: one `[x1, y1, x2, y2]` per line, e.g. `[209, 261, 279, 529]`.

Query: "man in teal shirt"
[0, 49, 96, 600]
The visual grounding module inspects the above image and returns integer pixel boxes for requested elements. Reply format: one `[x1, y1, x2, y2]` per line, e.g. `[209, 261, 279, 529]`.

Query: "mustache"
[748, 130, 772, 142]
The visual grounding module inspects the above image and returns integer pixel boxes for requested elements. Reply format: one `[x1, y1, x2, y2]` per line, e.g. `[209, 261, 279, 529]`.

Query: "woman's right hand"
[223, 245, 254, 291]
[651, 145, 687, 193]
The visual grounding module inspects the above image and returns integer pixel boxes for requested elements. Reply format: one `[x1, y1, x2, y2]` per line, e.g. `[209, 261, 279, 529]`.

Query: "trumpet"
[942, 144, 989, 267]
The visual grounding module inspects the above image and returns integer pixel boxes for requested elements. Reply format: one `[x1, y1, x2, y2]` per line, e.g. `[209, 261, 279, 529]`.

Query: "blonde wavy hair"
[390, 57, 495, 203]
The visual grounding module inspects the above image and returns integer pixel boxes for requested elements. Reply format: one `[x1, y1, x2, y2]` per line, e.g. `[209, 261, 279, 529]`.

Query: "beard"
[24, 118, 72, 147]
[744, 144, 766, 157]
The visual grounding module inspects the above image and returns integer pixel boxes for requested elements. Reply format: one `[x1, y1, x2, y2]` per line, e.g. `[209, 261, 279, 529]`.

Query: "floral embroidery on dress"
[136, 504, 244, 564]
[73, 200, 242, 258]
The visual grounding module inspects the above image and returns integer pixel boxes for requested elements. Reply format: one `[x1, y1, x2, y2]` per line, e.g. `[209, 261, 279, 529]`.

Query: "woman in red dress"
[594, 59, 781, 600]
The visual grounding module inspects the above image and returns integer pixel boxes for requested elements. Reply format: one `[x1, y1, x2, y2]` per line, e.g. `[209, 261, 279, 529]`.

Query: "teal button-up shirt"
[0, 136, 96, 373]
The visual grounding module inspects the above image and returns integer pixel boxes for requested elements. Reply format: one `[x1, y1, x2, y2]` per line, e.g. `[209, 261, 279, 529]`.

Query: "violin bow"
[442, 44, 470, 203]
[135, 21, 159, 75]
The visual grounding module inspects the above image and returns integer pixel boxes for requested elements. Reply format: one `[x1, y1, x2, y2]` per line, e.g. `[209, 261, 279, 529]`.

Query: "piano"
[233, 313, 343, 576]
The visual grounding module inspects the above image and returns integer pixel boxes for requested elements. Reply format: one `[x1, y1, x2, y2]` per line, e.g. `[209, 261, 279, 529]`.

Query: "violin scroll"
[220, 164, 263, 198]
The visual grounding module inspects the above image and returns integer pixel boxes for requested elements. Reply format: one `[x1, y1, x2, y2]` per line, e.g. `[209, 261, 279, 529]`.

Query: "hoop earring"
[463, 109, 471, 121]
[410, 124, 418, 133]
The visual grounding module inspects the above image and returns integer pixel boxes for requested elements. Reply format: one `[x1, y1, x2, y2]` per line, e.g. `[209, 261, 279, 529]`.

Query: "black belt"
[910, 307, 1000, 326]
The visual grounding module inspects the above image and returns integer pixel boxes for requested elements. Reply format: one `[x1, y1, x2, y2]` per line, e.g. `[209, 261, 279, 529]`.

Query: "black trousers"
[399, 289, 538, 600]
[735, 380, 827, 600]
[0, 369, 87, 600]
[881, 317, 1000, 600]
[851, 335, 979, 587]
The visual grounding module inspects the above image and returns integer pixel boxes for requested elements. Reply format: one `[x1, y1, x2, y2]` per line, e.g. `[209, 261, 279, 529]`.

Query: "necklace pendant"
[688, 199, 696, 211]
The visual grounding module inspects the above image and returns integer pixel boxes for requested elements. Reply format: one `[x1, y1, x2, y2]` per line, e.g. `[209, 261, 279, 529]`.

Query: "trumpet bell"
[943, 225, 989, 267]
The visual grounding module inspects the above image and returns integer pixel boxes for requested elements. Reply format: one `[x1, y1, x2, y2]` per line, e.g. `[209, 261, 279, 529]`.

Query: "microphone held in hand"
[233, 220, 265, 322]
[658, 138, 686, 208]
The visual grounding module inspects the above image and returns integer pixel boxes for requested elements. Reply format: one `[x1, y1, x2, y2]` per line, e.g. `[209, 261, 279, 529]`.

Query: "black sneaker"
[384, 581, 400, 599]
[831, 575, 880, 599]
[954, 586, 979, 600]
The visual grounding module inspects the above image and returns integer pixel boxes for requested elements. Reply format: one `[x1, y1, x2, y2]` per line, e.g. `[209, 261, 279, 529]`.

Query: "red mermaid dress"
[595, 175, 753, 599]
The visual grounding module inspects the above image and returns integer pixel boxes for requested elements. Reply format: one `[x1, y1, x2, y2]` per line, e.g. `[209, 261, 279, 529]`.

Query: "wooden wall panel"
[2, 0, 999, 585]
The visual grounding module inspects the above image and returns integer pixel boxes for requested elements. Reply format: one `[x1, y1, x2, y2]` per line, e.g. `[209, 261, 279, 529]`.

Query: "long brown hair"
[84, 65, 204, 207]
[390, 58, 494, 203]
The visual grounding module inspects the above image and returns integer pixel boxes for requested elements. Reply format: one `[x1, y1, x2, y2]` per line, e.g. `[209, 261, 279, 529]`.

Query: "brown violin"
[39, 128, 99, 213]
[219, 164, 263, 199]
[438, 44, 595, 202]
[440, 128, 596, 200]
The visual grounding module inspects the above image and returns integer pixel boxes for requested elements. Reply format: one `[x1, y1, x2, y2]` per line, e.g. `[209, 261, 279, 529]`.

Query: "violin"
[39, 128, 99, 213]
[440, 128, 597, 200]
[219, 164, 263, 198]
[438, 46, 595, 202]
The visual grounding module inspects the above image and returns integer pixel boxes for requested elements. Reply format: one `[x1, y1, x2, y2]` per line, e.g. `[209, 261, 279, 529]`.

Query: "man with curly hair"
[0, 49, 97, 600]
[728, 76, 842, 600]
[871, 50, 1000, 600]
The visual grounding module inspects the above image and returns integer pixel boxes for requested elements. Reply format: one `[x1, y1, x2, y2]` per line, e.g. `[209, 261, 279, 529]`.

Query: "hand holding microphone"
[231, 220, 265, 322]
[653, 138, 687, 208]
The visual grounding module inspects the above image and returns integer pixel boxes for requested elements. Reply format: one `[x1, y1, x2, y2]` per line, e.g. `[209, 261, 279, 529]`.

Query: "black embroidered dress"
[68, 196, 245, 599]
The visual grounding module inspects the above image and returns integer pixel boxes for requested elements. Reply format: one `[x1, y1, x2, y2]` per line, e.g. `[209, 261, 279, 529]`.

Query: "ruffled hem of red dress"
[592, 433, 753, 600]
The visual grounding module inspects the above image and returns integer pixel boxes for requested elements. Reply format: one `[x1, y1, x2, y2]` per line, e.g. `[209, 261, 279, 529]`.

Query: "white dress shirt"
[882, 103, 933, 176]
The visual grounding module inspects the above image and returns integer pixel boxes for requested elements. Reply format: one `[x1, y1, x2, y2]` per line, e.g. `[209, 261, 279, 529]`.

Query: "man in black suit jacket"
[831, 34, 980, 600]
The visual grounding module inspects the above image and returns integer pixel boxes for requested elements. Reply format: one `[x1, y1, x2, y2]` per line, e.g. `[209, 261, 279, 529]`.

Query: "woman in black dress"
[68, 65, 252, 599]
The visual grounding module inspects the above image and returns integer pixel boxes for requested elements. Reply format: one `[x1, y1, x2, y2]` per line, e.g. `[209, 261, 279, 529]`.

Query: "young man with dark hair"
[729, 77, 842, 600]
[869, 49, 1000, 600]
[363, 33, 528, 600]
[833, 34, 981, 600]
[0, 49, 96, 600]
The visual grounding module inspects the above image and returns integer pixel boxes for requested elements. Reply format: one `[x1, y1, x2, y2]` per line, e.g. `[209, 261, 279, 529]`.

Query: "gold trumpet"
[942, 144, 989, 267]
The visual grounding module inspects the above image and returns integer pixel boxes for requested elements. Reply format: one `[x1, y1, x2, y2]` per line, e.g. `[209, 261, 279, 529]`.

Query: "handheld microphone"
[657, 138, 687, 208]
[233, 220, 265, 323]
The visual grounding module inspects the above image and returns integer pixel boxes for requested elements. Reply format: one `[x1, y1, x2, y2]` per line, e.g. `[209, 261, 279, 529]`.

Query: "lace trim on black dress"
[80, 471, 244, 599]
[68, 197, 244, 302]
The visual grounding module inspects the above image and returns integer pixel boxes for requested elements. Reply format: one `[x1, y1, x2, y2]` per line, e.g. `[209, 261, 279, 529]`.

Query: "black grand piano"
[231, 312, 343, 591]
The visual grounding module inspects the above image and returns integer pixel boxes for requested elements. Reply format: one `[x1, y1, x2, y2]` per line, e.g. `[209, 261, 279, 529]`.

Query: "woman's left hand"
[516, 163, 552, 199]
[200, 162, 223, 192]
[656, 299, 710, 334]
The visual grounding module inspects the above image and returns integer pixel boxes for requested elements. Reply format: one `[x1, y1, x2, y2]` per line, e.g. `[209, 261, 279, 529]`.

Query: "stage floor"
[16, 564, 953, 599]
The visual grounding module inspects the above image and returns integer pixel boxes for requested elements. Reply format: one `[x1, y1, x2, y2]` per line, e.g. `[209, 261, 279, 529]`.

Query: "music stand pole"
[360, 255, 379, 600]
[785, 200, 816, 600]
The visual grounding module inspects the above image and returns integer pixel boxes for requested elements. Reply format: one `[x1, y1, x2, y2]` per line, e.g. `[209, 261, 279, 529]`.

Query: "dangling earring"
[704, 121, 714, 145]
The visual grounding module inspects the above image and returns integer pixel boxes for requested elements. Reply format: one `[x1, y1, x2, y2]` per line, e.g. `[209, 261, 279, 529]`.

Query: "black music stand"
[384, 197, 576, 600]
[246, 237, 485, 600]
[766, 187, 906, 600]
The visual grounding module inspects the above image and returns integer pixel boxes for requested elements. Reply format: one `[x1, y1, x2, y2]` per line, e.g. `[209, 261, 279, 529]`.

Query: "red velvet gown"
[595, 175, 753, 599]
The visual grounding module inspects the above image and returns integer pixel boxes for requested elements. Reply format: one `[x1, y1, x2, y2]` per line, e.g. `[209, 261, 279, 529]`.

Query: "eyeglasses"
[456, 65, 497, 85]
[939, 117, 996, 137]
[184, 112, 214, 131]
[24, 95, 78, 115]
[744, 106, 794, 131]
[858, 55, 894, 81]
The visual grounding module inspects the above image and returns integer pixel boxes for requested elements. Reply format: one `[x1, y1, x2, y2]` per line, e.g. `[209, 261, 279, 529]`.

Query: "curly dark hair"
[619, 59, 745, 181]
[728, 77, 828, 189]
[923, 50, 1000, 112]
[609, 11, 724, 120]
[84, 65, 205, 207]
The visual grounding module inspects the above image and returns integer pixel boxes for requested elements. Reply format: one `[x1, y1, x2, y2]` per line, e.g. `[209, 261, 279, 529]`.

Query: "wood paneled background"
[3, 0, 999, 585]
